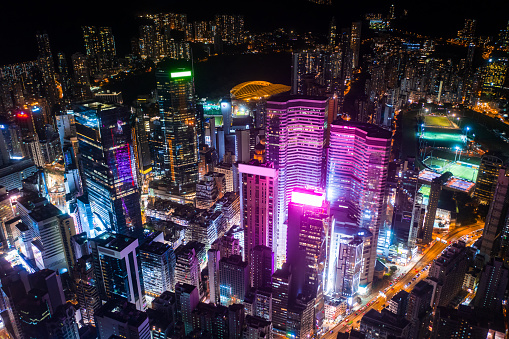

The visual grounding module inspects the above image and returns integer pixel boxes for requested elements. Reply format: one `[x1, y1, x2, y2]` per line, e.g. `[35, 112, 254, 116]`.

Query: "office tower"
[245, 315, 272, 338]
[251, 245, 273, 290]
[480, 168, 509, 257]
[360, 309, 411, 338]
[350, 21, 362, 69]
[473, 257, 508, 312]
[271, 264, 292, 334]
[475, 155, 504, 205]
[74, 255, 100, 325]
[326, 221, 367, 297]
[214, 15, 244, 44]
[155, 60, 198, 197]
[72, 102, 142, 234]
[406, 280, 434, 339]
[16, 196, 76, 273]
[140, 240, 176, 299]
[428, 241, 468, 308]
[266, 96, 329, 264]
[90, 232, 145, 311]
[94, 299, 150, 339]
[71, 53, 92, 100]
[239, 161, 278, 263]
[57, 53, 73, 100]
[175, 242, 201, 290]
[327, 120, 391, 285]
[208, 248, 221, 305]
[175, 283, 199, 335]
[36, 32, 59, 107]
[0, 186, 15, 247]
[287, 188, 329, 298]
[219, 254, 249, 306]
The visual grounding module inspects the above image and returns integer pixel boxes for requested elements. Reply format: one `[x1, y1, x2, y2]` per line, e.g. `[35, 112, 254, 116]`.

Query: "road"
[321, 222, 484, 338]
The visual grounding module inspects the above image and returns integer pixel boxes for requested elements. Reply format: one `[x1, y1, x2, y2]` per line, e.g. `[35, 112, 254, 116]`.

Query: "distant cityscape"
[0, 2, 508, 339]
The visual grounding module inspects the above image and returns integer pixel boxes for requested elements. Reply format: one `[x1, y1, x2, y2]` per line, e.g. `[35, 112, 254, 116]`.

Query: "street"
[321, 221, 484, 338]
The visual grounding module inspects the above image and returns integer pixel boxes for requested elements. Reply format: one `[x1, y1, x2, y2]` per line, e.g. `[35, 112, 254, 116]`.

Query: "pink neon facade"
[327, 120, 391, 285]
[266, 96, 329, 266]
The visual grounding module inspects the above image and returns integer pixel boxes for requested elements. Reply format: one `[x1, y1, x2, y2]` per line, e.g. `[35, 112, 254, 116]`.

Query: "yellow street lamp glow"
[170, 70, 192, 78]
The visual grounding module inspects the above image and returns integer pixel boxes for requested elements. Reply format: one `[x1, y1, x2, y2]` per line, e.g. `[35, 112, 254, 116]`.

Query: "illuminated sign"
[291, 188, 325, 207]
[170, 71, 192, 78]
[17, 112, 28, 118]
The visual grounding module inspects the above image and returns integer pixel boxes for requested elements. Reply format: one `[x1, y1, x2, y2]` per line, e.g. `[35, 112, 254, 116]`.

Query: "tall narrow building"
[72, 102, 142, 235]
[475, 155, 504, 205]
[239, 160, 278, 264]
[327, 120, 391, 285]
[266, 96, 329, 265]
[90, 232, 145, 311]
[155, 59, 198, 198]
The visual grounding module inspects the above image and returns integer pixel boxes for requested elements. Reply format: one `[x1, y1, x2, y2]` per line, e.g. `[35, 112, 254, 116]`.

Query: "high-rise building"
[90, 232, 145, 311]
[266, 96, 329, 264]
[326, 219, 367, 298]
[239, 161, 278, 263]
[174, 241, 201, 290]
[428, 241, 468, 308]
[422, 173, 451, 244]
[74, 255, 101, 325]
[214, 15, 244, 45]
[480, 168, 509, 257]
[94, 298, 150, 339]
[405, 280, 434, 339]
[244, 315, 272, 339]
[219, 254, 249, 306]
[155, 60, 198, 198]
[175, 282, 199, 335]
[71, 53, 92, 100]
[35, 32, 59, 107]
[327, 120, 391, 285]
[271, 264, 292, 334]
[250, 245, 273, 290]
[140, 239, 176, 299]
[350, 21, 362, 69]
[475, 155, 504, 205]
[287, 188, 329, 298]
[72, 102, 142, 234]
[473, 257, 508, 312]
[16, 195, 76, 273]
[82, 26, 116, 71]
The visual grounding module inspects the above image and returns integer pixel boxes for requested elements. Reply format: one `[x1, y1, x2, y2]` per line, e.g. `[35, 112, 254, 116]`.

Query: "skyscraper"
[350, 21, 362, 69]
[175, 282, 199, 335]
[219, 254, 249, 306]
[327, 120, 391, 285]
[35, 32, 59, 107]
[473, 257, 508, 312]
[266, 96, 329, 264]
[250, 245, 273, 290]
[155, 59, 198, 198]
[239, 160, 278, 264]
[72, 102, 142, 235]
[140, 240, 176, 299]
[480, 168, 509, 257]
[475, 154, 504, 205]
[90, 232, 145, 311]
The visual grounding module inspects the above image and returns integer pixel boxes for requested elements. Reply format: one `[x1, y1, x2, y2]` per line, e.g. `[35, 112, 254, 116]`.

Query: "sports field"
[423, 157, 479, 181]
[423, 115, 455, 128]
[420, 131, 466, 143]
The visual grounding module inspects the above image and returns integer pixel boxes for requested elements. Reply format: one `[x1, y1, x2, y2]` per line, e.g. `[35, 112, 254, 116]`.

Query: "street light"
[455, 146, 461, 162]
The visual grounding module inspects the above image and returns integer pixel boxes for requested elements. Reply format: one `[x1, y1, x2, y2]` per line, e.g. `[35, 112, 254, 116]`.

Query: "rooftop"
[95, 299, 148, 328]
[92, 232, 137, 252]
[332, 119, 393, 139]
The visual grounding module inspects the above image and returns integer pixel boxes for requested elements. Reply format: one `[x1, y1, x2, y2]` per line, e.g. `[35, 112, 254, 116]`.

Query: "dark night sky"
[1, 0, 508, 65]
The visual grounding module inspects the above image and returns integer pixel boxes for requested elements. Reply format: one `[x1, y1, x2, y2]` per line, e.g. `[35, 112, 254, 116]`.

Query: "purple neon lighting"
[291, 188, 325, 207]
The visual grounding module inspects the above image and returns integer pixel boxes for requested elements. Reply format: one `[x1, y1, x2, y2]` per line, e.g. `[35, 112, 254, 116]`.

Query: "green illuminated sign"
[170, 71, 192, 78]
